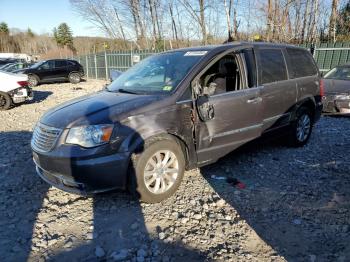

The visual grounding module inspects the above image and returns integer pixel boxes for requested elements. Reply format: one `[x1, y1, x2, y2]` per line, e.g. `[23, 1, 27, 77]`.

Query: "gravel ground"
[0, 80, 349, 262]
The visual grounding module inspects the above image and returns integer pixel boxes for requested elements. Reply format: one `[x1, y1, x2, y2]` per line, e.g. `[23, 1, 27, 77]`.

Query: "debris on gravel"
[0, 80, 349, 261]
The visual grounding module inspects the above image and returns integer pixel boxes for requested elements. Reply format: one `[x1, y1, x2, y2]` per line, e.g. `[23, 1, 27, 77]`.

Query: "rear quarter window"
[286, 48, 318, 78]
[258, 49, 288, 85]
[68, 61, 77, 66]
[55, 60, 67, 68]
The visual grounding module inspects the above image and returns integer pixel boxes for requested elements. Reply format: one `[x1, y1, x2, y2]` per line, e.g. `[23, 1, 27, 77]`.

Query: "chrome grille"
[31, 123, 62, 153]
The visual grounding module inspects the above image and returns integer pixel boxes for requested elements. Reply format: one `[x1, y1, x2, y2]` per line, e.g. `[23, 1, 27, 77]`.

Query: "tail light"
[17, 81, 28, 87]
[319, 79, 325, 97]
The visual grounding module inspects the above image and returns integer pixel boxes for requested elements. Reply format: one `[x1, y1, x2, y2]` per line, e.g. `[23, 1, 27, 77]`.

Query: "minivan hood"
[40, 90, 160, 128]
[323, 78, 350, 95]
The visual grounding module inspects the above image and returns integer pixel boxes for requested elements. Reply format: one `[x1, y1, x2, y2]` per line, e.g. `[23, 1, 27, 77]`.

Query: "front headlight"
[334, 94, 350, 100]
[66, 124, 114, 148]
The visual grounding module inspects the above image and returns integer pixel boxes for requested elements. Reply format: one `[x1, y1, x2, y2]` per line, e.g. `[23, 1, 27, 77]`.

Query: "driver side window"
[200, 53, 242, 95]
[40, 60, 55, 70]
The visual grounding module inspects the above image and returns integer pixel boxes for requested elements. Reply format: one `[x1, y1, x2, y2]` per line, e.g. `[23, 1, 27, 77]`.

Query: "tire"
[0, 92, 12, 110]
[68, 72, 81, 84]
[128, 137, 185, 203]
[28, 75, 39, 87]
[288, 107, 313, 147]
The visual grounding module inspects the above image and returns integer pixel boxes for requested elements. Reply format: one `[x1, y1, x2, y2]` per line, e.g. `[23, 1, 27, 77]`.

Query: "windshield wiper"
[118, 88, 140, 94]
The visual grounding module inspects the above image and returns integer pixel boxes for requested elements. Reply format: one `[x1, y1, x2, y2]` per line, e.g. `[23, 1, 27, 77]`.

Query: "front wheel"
[288, 107, 313, 147]
[68, 72, 81, 84]
[0, 92, 12, 110]
[128, 138, 185, 203]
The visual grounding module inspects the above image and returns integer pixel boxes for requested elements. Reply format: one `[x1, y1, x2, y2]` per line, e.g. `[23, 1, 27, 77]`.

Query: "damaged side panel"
[119, 100, 198, 169]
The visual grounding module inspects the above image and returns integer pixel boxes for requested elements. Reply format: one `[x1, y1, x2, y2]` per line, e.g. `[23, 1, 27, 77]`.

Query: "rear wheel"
[288, 107, 313, 147]
[68, 72, 81, 84]
[28, 75, 39, 87]
[0, 92, 12, 110]
[128, 137, 185, 203]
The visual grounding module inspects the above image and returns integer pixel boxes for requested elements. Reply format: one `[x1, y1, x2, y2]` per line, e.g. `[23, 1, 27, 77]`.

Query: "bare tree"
[266, 0, 273, 41]
[180, 0, 208, 44]
[0, 0, 331, 55]
[70, 0, 120, 39]
[147, 0, 163, 47]
[168, 1, 179, 45]
[329, 0, 339, 42]
[292, 0, 302, 42]
[300, 0, 310, 43]
[223, 0, 239, 41]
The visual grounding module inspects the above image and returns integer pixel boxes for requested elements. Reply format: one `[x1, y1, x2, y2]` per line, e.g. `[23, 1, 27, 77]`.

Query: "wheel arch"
[292, 97, 316, 122]
[68, 71, 82, 77]
[127, 131, 192, 170]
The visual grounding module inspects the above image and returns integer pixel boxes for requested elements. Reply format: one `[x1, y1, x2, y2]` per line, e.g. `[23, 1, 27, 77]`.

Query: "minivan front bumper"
[33, 150, 130, 194]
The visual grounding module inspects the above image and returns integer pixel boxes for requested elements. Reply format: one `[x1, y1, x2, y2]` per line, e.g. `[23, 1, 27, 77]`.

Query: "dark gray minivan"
[31, 42, 323, 203]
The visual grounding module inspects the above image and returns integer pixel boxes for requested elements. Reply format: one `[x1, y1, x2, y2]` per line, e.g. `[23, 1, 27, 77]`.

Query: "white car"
[0, 71, 33, 110]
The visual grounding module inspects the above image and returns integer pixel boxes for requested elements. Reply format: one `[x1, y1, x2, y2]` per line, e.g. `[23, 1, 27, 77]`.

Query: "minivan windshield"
[107, 51, 206, 94]
[324, 66, 350, 80]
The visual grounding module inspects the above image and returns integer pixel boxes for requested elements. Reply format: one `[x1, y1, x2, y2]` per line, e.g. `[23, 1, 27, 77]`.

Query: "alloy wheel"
[143, 150, 179, 194]
[69, 73, 80, 83]
[296, 114, 311, 142]
[28, 76, 37, 87]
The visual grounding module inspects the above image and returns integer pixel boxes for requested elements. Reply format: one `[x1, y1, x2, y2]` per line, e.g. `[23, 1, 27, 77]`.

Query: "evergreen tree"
[53, 27, 58, 44]
[53, 23, 75, 51]
[337, 2, 350, 36]
[0, 22, 9, 34]
[27, 28, 35, 37]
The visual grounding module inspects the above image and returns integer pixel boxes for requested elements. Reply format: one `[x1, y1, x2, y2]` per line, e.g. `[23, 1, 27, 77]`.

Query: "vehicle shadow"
[200, 134, 350, 261]
[4, 104, 348, 261]
[22, 100, 205, 261]
[0, 131, 50, 262]
[47, 192, 206, 262]
[323, 113, 350, 118]
[28, 90, 53, 103]
[0, 129, 205, 262]
[51, 101, 205, 261]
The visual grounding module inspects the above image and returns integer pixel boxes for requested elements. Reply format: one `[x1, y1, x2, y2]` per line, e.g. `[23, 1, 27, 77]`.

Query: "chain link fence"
[75, 43, 350, 80]
[75, 50, 160, 80]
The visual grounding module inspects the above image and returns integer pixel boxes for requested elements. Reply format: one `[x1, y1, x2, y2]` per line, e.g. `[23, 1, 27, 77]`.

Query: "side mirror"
[196, 95, 215, 121]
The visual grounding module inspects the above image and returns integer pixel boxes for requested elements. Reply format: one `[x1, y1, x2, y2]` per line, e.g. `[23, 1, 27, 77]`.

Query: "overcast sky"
[0, 0, 103, 37]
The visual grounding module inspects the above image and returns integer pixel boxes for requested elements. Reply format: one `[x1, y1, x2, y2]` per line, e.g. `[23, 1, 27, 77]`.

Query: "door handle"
[247, 97, 262, 104]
